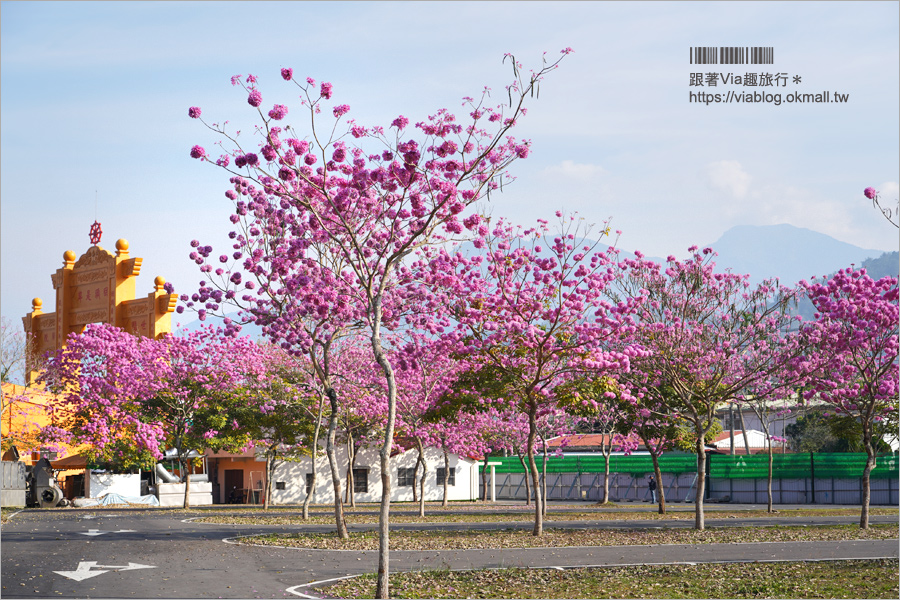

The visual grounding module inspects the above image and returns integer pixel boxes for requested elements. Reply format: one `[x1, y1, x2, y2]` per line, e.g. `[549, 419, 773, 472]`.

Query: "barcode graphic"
[690, 47, 774, 65]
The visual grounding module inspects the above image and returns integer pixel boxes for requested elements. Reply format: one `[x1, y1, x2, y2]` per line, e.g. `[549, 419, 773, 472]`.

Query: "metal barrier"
[481, 453, 899, 505]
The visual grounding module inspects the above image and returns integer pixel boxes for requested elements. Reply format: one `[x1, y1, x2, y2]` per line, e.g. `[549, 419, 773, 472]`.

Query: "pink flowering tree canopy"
[188, 50, 573, 597]
[609, 247, 808, 529]
[799, 267, 899, 528]
[421, 214, 641, 534]
[39, 323, 269, 473]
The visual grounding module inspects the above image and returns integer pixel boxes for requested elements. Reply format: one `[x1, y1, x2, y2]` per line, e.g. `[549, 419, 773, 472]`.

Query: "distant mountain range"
[177, 224, 896, 335]
[705, 224, 893, 286]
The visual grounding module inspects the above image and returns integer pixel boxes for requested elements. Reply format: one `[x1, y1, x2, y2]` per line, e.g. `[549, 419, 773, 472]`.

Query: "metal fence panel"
[481, 452, 899, 504]
[2, 461, 27, 507]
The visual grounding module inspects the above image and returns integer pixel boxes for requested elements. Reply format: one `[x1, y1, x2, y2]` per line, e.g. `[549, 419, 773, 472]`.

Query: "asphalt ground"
[1, 503, 897, 599]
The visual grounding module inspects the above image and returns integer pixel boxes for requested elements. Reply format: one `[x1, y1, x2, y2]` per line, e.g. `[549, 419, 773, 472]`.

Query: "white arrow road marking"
[79, 529, 138, 536]
[54, 562, 108, 581]
[54, 561, 156, 581]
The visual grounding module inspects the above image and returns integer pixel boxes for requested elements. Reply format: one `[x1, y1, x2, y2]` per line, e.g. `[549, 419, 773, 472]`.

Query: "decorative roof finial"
[89, 220, 103, 245]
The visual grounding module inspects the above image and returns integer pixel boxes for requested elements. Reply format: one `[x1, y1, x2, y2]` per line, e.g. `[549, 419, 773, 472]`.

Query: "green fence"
[483, 453, 899, 480]
[710, 453, 899, 479]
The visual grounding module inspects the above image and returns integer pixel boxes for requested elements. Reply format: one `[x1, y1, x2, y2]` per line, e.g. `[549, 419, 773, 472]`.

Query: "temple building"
[3, 222, 177, 478]
[21, 222, 177, 383]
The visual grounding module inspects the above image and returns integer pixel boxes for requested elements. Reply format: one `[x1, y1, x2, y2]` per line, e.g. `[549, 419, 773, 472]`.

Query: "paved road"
[1, 506, 896, 599]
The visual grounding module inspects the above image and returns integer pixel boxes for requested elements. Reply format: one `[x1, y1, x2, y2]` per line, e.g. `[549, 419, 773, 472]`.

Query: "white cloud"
[705, 160, 752, 199]
[878, 181, 899, 201]
[541, 160, 607, 181]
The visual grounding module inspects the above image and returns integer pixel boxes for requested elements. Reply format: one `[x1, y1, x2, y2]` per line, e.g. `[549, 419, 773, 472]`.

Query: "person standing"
[648, 475, 657, 503]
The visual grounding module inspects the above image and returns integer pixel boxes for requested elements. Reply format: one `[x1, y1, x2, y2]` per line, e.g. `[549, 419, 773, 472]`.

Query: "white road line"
[286, 575, 362, 599]
[78, 529, 138, 536]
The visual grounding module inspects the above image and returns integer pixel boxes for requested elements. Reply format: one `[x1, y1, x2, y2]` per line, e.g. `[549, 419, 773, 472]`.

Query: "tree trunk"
[344, 434, 353, 506]
[729, 403, 735, 455]
[650, 448, 666, 514]
[481, 459, 488, 502]
[526, 408, 543, 536]
[601, 442, 611, 504]
[263, 451, 272, 510]
[541, 442, 548, 517]
[179, 456, 191, 510]
[347, 442, 357, 508]
[416, 438, 426, 518]
[860, 426, 875, 529]
[301, 395, 324, 521]
[764, 422, 774, 513]
[442, 449, 450, 507]
[370, 296, 398, 600]
[517, 453, 531, 506]
[412, 456, 419, 503]
[738, 409, 751, 457]
[325, 388, 348, 539]
[694, 436, 706, 530]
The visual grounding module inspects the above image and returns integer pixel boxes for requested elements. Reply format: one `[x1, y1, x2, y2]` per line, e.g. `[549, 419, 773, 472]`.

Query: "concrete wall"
[87, 472, 141, 498]
[156, 481, 213, 507]
[269, 446, 479, 505]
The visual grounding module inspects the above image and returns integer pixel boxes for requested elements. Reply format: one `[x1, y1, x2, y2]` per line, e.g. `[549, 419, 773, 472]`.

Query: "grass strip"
[241, 523, 897, 551]
[324, 559, 899, 599]
[194, 506, 898, 526]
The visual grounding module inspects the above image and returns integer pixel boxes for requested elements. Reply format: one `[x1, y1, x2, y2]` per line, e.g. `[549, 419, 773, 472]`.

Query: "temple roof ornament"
[89, 220, 103, 245]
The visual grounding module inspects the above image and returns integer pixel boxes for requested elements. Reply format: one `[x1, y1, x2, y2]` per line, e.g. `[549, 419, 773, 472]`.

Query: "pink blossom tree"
[187, 50, 570, 598]
[331, 339, 386, 510]
[391, 334, 461, 516]
[799, 267, 899, 528]
[556, 376, 639, 505]
[612, 391, 679, 514]
[424, 215, 640, 535]
[40, 323, 269, 508]
[735, 389, 803, 513]
[420, 411, 491, 507]
[183, 228, 364, 534]
[610, 247, 812, 529]
[205, 348, 327, 512]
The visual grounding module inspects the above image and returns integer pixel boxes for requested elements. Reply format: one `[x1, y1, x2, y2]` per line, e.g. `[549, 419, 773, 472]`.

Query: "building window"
[275, 481, 286, 491]
[32, 448, 58, 462]
[436, 467, 455, 486]
[723, 413, 741, 431]
[397, 467, 416, 487]
[305, 474, 314, 495]
[353, 468, 368, 494]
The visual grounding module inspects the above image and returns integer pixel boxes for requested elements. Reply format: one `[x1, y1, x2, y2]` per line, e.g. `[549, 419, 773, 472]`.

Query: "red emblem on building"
[89, 221, 103, 245]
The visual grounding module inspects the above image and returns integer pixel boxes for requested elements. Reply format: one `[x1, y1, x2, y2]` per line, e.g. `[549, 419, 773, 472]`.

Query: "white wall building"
[209, 444, 481, 505]
[710, 429, 787, 454]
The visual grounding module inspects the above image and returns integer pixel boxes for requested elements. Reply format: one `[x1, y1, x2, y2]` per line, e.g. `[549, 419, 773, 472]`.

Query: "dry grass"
[242, 523, 898, 551]
[325, 559, 900, 599]
[192, 505, 898, 526]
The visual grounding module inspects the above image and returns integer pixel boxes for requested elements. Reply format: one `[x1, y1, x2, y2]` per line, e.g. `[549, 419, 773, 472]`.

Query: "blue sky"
[2, 1, 898, 328]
